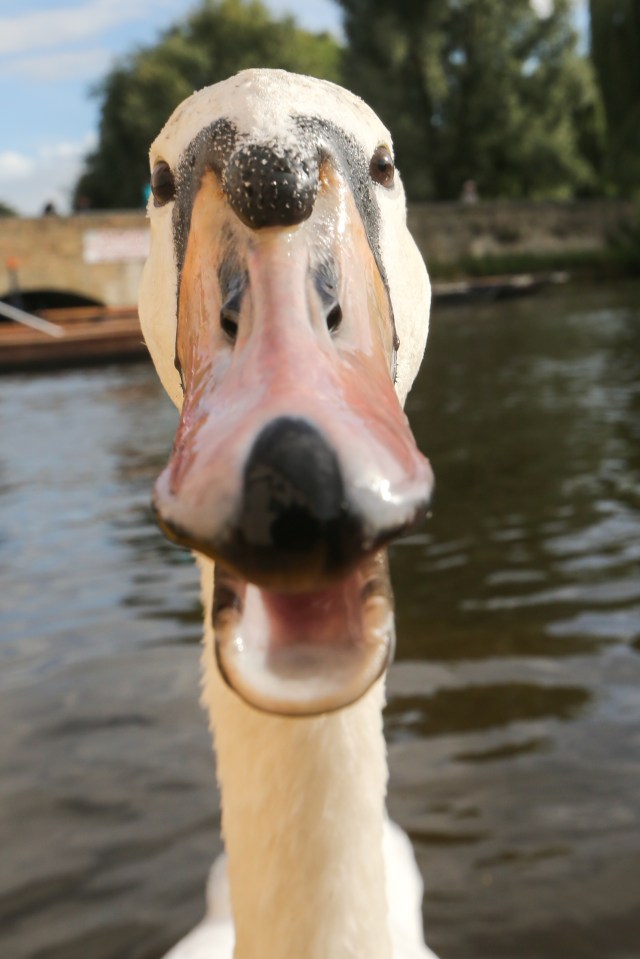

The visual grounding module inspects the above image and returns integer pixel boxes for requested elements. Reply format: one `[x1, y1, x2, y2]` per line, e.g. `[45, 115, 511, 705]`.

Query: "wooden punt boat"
[0, 304, 149, 372]
[431, 270, 569, 305]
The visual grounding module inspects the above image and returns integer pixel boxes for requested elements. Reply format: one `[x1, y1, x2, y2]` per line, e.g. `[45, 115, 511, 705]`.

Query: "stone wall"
[407, 199, 636, 267]
[0, 201, 635, 307]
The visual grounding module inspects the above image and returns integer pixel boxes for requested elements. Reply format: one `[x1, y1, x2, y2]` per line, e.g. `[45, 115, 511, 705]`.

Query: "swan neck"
[200, 560, 393, 959]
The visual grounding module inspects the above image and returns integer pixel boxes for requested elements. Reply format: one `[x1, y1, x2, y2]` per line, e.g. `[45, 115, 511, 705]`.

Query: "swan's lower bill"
[213, 551, 394, 715]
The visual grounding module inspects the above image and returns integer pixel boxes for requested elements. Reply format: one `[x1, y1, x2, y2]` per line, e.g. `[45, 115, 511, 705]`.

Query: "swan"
[139, 68, 437, 959]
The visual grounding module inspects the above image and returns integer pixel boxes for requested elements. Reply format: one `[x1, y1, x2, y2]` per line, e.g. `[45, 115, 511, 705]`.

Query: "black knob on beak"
[222, 144, 319, 230]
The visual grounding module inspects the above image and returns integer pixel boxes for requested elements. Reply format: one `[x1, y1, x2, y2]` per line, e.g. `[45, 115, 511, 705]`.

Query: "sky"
[0, 0, 588, 217]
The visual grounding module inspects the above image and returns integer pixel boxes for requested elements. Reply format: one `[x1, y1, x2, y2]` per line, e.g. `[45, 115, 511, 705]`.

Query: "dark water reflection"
[1, 281, 640, 959]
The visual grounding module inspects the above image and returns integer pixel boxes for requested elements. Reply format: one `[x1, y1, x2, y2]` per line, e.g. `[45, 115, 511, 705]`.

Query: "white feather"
[163, 821, 438, 959]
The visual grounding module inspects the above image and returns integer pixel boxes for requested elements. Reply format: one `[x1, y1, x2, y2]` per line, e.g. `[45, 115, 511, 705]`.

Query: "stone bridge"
[0, 212, 151, 311]
[0, 201, 633, 311]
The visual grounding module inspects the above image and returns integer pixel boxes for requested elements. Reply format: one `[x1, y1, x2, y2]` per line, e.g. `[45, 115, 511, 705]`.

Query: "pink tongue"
[216, 573, 394, 716]
[261, 581, 362, 650]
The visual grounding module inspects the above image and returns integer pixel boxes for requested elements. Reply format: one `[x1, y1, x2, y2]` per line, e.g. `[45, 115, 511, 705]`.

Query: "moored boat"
[0, 303, 148, 372]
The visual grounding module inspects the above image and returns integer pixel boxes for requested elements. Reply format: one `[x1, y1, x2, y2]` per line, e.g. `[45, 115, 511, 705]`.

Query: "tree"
[74, 0, 342, 209]
[589, 0, 640, 195]
[0, 200, 16, 217]
[337, 0, 604, 201]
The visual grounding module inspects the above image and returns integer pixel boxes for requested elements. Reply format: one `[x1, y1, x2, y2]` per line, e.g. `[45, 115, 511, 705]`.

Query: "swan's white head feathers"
[140, 68, 430, 408]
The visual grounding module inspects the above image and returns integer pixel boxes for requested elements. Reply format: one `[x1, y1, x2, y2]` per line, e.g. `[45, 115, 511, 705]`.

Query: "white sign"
[83, 228, 150, 264]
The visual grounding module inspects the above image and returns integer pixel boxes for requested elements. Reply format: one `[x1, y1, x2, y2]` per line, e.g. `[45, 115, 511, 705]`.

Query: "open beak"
[153, 167, 433, 715]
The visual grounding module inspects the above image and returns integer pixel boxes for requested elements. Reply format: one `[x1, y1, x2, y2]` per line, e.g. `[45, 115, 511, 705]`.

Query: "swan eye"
[151, 161, 175, 206]
[369, 147, 394, 188]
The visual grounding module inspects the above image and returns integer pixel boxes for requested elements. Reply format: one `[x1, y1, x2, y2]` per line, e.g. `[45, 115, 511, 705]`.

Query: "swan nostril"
[219, 282, 244, 344]
[220, 309, 239, 342]
[314, 260, 341, 335]
[326, 302, 342, 334]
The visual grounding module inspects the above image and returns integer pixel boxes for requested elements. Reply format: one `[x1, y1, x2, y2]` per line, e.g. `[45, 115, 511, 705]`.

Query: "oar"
[0, 300, 65, 338]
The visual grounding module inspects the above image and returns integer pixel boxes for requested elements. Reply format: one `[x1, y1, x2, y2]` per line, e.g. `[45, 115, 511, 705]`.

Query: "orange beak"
[152, 166, 433, 714]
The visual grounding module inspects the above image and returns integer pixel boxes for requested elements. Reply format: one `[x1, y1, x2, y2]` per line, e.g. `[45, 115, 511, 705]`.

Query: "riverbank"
[427, 245, 640, 281]
[408, 199, 640, 281]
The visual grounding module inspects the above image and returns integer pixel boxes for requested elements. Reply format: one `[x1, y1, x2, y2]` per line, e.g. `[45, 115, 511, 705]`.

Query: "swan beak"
[152, 170, 433, 715]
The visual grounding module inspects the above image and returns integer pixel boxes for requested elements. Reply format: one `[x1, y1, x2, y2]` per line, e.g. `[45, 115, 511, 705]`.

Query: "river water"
[1, 281, 639, 959]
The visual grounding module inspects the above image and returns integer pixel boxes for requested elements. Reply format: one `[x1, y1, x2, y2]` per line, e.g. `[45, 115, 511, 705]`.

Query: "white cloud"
[261, 0, 342, 35]
[0, 152, 35, 180]
[530, 0, 588, 16]
[2, 47, 112, 80]
[0, 0, 340, 59]
[40, 134, 98, 161]
[0, 134, 97, 215]
[531, 0, 553, 14]
[0, 0, 181, 57]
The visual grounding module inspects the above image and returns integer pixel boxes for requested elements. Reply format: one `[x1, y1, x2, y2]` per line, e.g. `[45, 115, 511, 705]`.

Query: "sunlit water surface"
[1, 282, 639, 959]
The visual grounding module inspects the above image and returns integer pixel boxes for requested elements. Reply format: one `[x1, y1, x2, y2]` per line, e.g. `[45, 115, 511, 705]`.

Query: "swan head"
[140, 69, 433, 717]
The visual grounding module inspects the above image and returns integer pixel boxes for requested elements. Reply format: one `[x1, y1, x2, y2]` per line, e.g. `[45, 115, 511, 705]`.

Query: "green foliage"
[0, 200, 16, 218]
[337, 0, 604, 201]
[74, 0, 342, 209]
[76, 0, 610, 208]
[589, 0, 640, 195]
